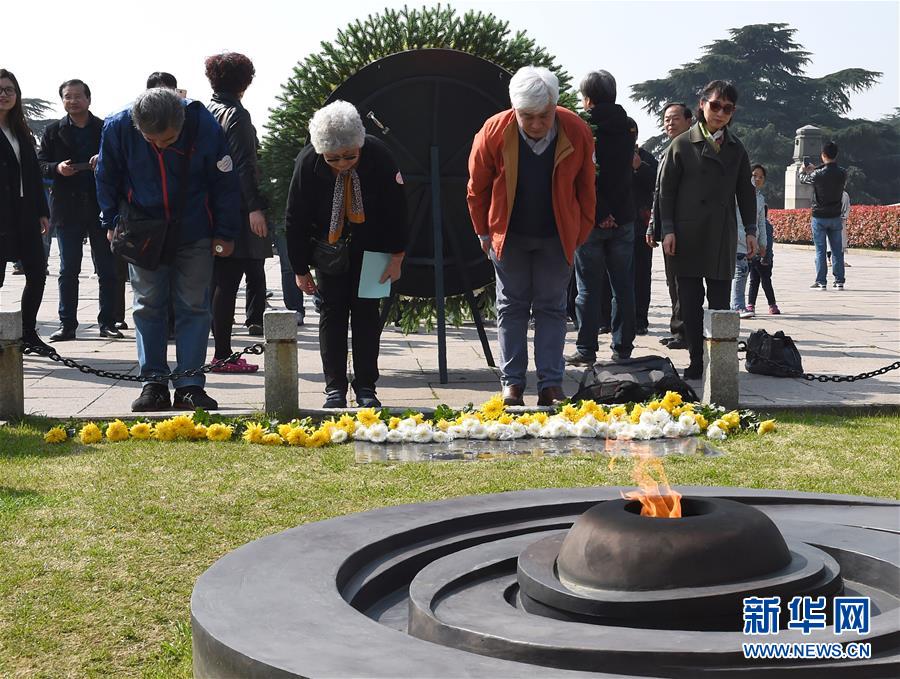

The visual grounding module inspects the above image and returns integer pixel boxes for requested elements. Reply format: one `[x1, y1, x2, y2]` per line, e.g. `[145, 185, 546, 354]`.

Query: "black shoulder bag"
[571, 355, 699, 404]
[111, 105, 199, 270]
[744, 329, 804, 377]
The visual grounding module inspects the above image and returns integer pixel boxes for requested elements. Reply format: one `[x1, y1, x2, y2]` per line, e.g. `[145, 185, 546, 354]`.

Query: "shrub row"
[768, 205, 900, 250]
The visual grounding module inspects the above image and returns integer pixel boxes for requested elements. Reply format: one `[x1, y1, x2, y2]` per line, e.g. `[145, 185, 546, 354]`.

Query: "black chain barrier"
[19, 340, 265, 383]
[736, 341, 900, 383]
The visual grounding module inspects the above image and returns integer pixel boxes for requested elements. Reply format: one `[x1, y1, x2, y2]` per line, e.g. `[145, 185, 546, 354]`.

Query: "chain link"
[736, 341, 900, 383]
[19, 340, 264, 383]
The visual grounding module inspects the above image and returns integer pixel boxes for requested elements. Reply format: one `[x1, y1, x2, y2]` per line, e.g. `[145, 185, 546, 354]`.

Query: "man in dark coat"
[38, 79, 122, 341]
[630, 120, 657, 335]
[658, 80, 757, 380]
[567, 70, 637, 366]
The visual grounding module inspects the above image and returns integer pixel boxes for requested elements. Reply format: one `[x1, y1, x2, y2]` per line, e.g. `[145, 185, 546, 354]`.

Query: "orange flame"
[622, 455, 682, 518]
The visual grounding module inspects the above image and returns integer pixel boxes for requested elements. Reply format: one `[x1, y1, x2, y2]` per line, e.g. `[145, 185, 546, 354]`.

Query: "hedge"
[768, 205, 900, 250]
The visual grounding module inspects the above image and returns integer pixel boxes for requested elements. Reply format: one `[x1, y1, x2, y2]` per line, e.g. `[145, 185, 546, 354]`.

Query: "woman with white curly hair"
[285, 100, 408, 408]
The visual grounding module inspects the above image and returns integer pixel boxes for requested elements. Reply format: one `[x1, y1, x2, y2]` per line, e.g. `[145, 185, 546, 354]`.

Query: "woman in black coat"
[0, 69, 51, 353]
[285, 101, 408, 409]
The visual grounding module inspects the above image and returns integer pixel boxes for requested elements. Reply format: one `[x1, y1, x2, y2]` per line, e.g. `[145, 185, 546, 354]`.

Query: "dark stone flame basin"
[192, 487, 900, 678]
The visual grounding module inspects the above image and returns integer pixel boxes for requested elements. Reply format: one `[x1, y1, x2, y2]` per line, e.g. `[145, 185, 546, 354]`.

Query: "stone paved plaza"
[1, 243, 897, 418]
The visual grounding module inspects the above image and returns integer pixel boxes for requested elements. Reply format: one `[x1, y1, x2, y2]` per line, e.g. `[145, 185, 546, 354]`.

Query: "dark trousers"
[243, 259, 266, 327]
[274, 229, 303, 314]
[56, 222, 117, 327]
[664, 253, 684, 341]
[113, 256, 128, 324]
[212, 257, 253, 359]
[633, 221, 653, 329]
[0, 232, 46, 336]
[748, 260, 776, 306]
[317, 251, 381, 394]
[676, 276, 730, 364]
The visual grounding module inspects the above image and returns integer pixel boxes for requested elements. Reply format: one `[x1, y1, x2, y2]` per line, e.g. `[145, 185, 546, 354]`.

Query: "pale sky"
[4, 0, 898, 146]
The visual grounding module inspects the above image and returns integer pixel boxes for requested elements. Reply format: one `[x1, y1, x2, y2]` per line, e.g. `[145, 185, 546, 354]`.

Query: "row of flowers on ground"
[44, 392, 777, 447]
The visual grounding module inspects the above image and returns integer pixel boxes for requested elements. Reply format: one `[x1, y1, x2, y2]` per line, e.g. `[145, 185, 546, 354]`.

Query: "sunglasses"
[704, 99, 735, 115]
[324, 154, 359, 164]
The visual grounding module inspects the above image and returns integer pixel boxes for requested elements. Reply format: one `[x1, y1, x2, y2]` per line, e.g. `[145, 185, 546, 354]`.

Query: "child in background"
[747, 164, 780, 314]
[731, 166, 767, 318]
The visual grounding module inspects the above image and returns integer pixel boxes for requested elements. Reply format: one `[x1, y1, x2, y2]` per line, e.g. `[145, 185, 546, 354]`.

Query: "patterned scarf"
[328, 169, 365, 243]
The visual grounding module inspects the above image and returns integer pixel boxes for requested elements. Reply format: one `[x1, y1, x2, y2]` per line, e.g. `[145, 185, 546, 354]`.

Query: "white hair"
[308, 100, 366, 154]
[509, 66, 559, 113]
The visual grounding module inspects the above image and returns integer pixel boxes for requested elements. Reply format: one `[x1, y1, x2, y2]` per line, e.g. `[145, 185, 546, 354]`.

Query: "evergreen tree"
[631, 23, 897, 207]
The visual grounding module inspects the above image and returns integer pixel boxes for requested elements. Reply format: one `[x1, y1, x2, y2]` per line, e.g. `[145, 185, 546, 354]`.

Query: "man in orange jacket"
[467, 66, 596, 407]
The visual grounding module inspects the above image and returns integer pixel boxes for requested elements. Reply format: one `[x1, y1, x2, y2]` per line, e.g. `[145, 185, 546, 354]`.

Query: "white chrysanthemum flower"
[678, 413, 697, 428]
[652, 409, 673, 426]
[706, 424, 727, 441]
[412, 424, 433, 443]
[355, 420, 368, 434]
[368, 423, 389, 443]
[540, 421, 567, 439]
[662, 421, 684, 438]
[330, 428, 348, 444]
[639, 410, 657, 427]
[485, 422, 502, 440]
[575, 420, 598, 438]
[595, 421, 609, 438]
[460, 416, 480, 432]
[386, 429, 404, 443]
[509, 422, 527, 439]
[447, 425, 467, 439]
[432, 430, 450, 444]
[398, 417, 418, 431]
[354, 426, 369, 441]
[498, 424, 517, 441]
[527, 421, 544, 437]
[645, 424, 664, 439]
[469, 422, 488, 439]
[616, 424, 635, 440]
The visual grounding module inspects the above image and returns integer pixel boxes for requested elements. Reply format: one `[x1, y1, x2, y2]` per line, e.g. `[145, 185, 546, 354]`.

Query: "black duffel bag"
[744, 329, 803, 377]
[571, 355, 699, 404]
[110, 200, 175, 270]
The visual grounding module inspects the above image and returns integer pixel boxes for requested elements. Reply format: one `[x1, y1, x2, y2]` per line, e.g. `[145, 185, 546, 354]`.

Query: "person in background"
[468, 66, 595, 407]
[799, 141, 847, 290]
[836, 189, 851, 267]
[205, 52, 273, 372]
[630, 119, 657, 335]
[658, 80, 757, 381]
[0, 69, 51, 354]
[746, 164, 780, 315]
[286, 100, 407, 409]
[272, 222, 304, 324]
[730, 178, 767, 318]
[38, 79, 122, 342]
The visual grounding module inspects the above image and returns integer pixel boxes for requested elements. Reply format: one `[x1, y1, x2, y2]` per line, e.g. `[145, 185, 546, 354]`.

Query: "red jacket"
[467, 106, 596, 263]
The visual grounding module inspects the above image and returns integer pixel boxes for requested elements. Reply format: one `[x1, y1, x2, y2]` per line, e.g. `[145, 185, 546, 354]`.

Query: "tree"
[631, 23, 898, 207]
[23, 98, 55, 136]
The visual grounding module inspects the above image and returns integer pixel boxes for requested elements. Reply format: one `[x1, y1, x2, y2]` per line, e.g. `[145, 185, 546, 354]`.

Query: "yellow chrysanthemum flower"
[693, 413, 708, 430]
[479, 395, 506, 421]
[609, 405, 627, 419]
[722, 411, 741, 431]
[680, 402, 695, 412]
[242, 422, 266, 444]
[411, 413, 425, 425]
[647, 400, 661, 411]
[79, 422, 102, 444]
[712, 419, 729, 434]
[629, 404, 644, 424]
[532, 412, 549, 425]
[758, 419, 777, 435]
[285, 427, 308, 446]
[337, 414, 356, 434]
[661, 391, 683, 411]
[671, 406, 683, 418]
[498, 414, 514, 425]
[306, 428, 330, 448]
[206, 423, 233, 441]
[388, 416, 401, 430]
[560, 404, 581, 423]
[277, 423, 294, 438]
[44, 426, 67, 444]
[130, 422, 153, 440]
[356, 408, 380, 427]
[154, 419, 177, 441]
[515, 413, 533, 426]
[193, 424, 208, 440]
[262, 432, 283, 446]
[105, 419, 130, 442]
[435, 418, 452, 431]
[171, 415, 196, 439]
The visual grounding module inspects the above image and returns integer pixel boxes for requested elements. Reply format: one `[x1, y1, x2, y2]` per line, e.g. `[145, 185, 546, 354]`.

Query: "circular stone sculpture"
[191, 487, 900, 678]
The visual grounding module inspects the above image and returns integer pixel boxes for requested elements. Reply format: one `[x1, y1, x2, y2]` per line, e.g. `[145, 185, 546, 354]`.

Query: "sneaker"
[173, 386, 218, 410]
[132, 383, 171, 412]
[564, 350, 595, 367]
[809, 282, 826, 290]
[833, 282, 844, 290]
[210, 356, 259, 373]
[769, 304, 781, 315]
[745, 304, 755, 314]
[738, 308, 754, 319]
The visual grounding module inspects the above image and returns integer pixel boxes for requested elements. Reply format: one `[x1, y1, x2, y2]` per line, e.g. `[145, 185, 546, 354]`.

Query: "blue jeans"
[491, 233, 572, 391]
[273, 228, 303, 314]
[812, 216, 844, 285]
[129, 239, 213, 388]
[730, 254, 749, 310]
[56, 222, 118, 327]
[574, 225, 636, 358]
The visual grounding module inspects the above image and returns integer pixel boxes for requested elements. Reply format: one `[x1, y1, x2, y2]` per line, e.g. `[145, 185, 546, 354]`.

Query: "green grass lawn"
[1, 412, 898, 678]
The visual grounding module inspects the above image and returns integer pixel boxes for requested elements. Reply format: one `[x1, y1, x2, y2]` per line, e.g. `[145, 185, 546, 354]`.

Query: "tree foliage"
[23, 98, 55, 136]
[631, 23, 897, 207]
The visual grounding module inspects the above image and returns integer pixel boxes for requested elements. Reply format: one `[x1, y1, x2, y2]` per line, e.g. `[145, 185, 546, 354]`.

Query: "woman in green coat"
[658, 80, 757, 380]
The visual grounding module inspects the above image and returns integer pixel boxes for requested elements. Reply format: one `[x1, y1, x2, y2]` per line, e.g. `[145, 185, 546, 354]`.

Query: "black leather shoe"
[682, 363, 703, 380]
[173, 386, 219, 410]
[502, 384, 525, 407]
[49, 325, 76, 342]
[564, 350, 595, 367]
[537, 386, 566, 407]
[599, 326, 612, 334]
[355, 389, 381, 408]
[114, 321, 129, 330]
[247, 323, 264, 337]
[22, 331, 53, 356]
[666, 339, 688, 350]
[659, 336, 674, 346]
[635, 326, 649, 336]
[99, 324, 124, 339]
[323, 391, 347, 409]
[132, 383, 171, 412]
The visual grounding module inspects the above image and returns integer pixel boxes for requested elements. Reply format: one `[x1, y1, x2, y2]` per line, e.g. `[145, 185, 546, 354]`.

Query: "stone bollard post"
[0, 311, 25, 419]
[263, 311, 299, 417]
[703, 310, 740, 410]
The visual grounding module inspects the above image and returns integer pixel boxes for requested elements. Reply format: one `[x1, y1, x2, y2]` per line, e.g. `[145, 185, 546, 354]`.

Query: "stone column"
[0, 311, 25, 419]
[263, 311, 298, 417]
[703, 310, 739, 410]
[784, 125, 823, 209]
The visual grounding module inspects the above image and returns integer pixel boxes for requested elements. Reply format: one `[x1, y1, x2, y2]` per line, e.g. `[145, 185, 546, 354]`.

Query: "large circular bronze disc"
[327, 49, 511, 297]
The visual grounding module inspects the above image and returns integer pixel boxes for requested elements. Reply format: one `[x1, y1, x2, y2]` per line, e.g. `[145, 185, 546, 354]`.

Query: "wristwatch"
[214, 244, 224, 254]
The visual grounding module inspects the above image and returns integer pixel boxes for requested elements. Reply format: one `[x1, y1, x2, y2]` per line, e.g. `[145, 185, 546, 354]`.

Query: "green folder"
[357, 251, 392, 298]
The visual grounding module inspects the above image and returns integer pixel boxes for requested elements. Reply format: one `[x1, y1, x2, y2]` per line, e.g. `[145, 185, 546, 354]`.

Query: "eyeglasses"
[0, 87, 17, 97]
[704, 99, 735, 115]
[323, 154, 359, 164]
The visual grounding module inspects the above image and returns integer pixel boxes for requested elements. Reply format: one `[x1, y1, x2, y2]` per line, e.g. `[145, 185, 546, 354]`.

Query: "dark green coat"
[658, 123, 756, 280]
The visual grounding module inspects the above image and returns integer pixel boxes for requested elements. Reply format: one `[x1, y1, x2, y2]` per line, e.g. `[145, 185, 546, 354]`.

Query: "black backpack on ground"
[571, 355, 699, 404]
[744, 329, 804, 377]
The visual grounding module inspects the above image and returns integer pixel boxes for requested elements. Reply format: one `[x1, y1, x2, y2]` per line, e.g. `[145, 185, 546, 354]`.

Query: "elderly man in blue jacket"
[96, 87, 240, 412]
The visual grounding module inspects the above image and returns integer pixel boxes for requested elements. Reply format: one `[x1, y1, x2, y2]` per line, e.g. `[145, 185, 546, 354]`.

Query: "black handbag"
[310, 234, 351, 276]
[571, 355, 699, 404]
[744, 329, 803, 377]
